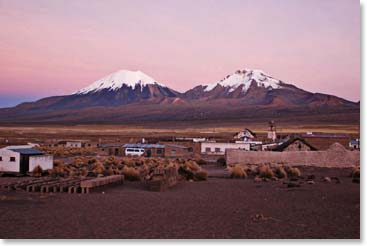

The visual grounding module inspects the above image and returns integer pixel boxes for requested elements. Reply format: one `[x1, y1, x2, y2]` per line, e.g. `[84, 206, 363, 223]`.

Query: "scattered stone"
[271, 177, 279, 181]
[323, 177, 331, 183]
[307, 180, 315, 185]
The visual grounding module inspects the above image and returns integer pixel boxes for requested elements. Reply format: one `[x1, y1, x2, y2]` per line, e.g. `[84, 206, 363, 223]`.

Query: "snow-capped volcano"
[204, 69, 282, 93]
[75, 70, 166, 94]
[0, 67, 358, 124]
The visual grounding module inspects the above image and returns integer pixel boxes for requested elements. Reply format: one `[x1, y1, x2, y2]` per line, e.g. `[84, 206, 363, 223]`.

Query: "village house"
[201, 142, 250, 155]
[271, 136, 317, 152]
[233, 128, 256, 142]
[0, 145, 53, 174]
[99, 143, 124, 156]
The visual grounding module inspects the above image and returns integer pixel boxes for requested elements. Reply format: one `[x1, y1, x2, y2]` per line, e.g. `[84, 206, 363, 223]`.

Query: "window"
[157, 149, 163, 154]
[215, 148, 221, 153]
[10, 157, 15, 162]
[205, 147, 211, 152]
[0, 156, 2, 161]
[188, 147, 193, 152]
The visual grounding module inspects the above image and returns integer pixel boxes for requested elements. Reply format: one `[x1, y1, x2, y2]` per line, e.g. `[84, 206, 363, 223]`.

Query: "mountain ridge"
[0, 68, 359, 123]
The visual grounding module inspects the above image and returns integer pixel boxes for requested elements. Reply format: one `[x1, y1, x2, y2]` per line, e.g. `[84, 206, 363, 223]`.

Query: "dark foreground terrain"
[0, 167, 360, 239]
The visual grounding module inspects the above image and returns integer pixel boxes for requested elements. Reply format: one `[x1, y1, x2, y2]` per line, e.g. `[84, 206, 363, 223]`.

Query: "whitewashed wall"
[201, 142, 250, 155]
[29, 155, 53, 171]
[0, 149, 20, 172]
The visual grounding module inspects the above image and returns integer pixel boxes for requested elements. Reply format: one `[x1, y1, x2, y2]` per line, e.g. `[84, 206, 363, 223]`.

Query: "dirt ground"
[0, 166, 359, 239]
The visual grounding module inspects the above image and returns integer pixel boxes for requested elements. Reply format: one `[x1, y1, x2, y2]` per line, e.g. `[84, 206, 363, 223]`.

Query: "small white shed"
[0, 145, 53, 174]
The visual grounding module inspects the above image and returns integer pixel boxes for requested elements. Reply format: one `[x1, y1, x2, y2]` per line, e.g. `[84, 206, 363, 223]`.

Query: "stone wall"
[226, 143, 359, 168]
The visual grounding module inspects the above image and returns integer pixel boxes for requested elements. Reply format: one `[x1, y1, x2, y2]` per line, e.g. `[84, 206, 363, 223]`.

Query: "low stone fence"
[144, 166, 178, 192]
[226, 143, 360, 168]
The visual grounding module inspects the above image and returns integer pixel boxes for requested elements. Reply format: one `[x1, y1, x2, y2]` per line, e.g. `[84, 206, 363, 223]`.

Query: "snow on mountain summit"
[75, 70, 165, 94]
[204, 69, 282, 93]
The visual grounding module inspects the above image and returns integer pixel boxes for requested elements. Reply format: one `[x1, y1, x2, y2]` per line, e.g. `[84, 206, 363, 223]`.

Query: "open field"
[0, 166, 359, 239]
[0, 122, 360, 143]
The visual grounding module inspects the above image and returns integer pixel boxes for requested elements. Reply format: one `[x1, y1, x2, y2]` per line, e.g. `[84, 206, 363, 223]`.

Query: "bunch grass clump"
[121, 166, 141, 181]
[286, 167, 301, 177]
[31, 165, 43, 177]
[274, 166, 287, 179]
[351, 166, 360, 179]
[230, 165, 247, 179]
[258, 164, 274, 179]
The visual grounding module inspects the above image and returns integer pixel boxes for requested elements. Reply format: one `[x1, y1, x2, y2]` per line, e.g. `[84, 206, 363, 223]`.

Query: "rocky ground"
[0, 166, 360, 239]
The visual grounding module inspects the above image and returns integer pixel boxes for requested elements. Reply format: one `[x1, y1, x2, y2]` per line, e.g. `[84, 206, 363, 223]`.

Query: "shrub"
[123, 157, 136, 167]
[121, 166, 141, 181]
[31, 165, 43, 177]
[87, 157, 97, 164]
[230, 165, 247, 179]
[178, 166, 194, 180]
[194, 169, 208, 181]
[80, 167, 88, 177]
[185, 161, 201, 171]
[92, 161, 105, 175]
[104, 156, 119, 166]
[73, 157, 85, 166]
[287, 167, 301, 177]
[258, 165, 274, 179]
[351, 166, 360, 178]
[107, 166, 115, 176]
[274, 166, 287, 179]
[53, 160, 65, 167]
[217, 157, 226, 166]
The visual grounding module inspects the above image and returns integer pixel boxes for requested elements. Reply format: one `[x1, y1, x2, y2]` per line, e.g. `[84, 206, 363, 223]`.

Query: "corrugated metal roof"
[100, 144, 122, 148]
[165, 144, 188, 149]
[123, 143, 165, 149]
[9, 148, 44, 155]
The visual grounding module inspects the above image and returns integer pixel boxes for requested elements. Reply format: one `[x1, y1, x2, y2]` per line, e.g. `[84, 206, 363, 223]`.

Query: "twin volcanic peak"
[4, 68, 357, 115]
[74, 69, 282, 96]
[0, 68, 359, 123]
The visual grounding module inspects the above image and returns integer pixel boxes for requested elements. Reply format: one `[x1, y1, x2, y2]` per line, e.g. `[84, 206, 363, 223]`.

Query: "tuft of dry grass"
[92, 161, 105, 175]
[230, 165, 247, 179]
[274, 166, 287, 179]
[287, 167, 301, 177]
[121, 166, 141, 181]
[31, 165, 43, 177]
[351, 166, 360, 179]
[185, 161, 201, 172]
[107, 166, 115, 176]
[194, 169, 208, 181]
[258, 164, 274, 179]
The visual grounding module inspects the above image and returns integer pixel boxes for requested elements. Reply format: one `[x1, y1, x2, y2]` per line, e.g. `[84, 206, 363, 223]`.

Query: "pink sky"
[0, 0, 360, 106]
